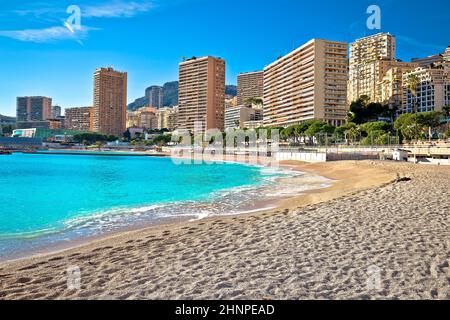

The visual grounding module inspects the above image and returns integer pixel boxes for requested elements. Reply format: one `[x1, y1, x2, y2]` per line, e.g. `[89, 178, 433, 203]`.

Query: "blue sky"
[0, 0, 448, 116]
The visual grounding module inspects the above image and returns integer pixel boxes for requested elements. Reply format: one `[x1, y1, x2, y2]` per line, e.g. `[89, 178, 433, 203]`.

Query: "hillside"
[128, 82, 237, 110]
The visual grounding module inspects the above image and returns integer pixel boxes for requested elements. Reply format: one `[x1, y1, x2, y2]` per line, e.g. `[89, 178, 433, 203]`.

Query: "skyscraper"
[237, 71, 264, 106]
[16, 96, 52, 128]
[263, 39, 348, 127]
[145, 86, 164, 109]
[178, 56, 226, 131]
[92, 67, 127, 136]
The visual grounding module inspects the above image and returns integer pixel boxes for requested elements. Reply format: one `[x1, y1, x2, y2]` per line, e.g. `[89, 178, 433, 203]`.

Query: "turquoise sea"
[0, 153, 291, 260]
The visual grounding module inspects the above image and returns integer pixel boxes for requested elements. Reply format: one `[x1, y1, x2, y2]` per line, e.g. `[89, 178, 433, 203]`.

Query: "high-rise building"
[401, 67, 449, 114]
[65, 107, 93, 131]
[348, 33, 397, 103]
[16, 96, 52, 128]
[237, 71, 264, 106]
[51, 105, 62, 119]
[145, 86, 164, 109]
[263, 39, 348, 127]
[92, 67, 127, 137]
[178, 56, 226, 132]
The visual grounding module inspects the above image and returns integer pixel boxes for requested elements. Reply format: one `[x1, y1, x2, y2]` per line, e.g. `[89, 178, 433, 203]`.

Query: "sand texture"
[0, 161, 449, 300]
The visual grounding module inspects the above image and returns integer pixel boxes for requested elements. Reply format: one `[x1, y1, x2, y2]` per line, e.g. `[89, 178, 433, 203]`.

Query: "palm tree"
[406, 74, 419, 113]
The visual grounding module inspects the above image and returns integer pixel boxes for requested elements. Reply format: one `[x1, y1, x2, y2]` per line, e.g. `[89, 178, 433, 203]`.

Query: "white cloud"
[0, 26, 94, 43]
[0, 1, 154, 43]
[83, 1, 154, 18]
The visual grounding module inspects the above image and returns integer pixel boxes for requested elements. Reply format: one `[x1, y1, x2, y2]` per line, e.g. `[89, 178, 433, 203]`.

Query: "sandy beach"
[0, 160, 449, 300]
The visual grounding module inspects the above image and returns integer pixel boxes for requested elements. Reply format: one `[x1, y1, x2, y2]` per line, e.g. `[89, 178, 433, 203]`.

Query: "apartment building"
[156, 107, 178, 130]
[348, 33, 397, 103]
[178, 56, 226, 132]
[51, 105, 62, 119]
[263, 39, 348, 127]
[401, 67, 449, 114]
[380, 63, 419, 108]
[412, 54, 443, 68]
[92, 67, 127, 137]
[65, 107, 93, 131]
[16, 96, 52, 129]
[145, 86, 164, 109]
[225, 106, 263, 129]
[237, 71, 264, 106]
[126, 107, 158, 130]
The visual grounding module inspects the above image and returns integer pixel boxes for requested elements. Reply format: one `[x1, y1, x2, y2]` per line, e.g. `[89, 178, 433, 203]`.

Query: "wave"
[0, 165, 330, 247]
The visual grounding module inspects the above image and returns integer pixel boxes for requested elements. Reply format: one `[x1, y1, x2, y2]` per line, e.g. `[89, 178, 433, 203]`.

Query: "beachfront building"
[380, 63, 419, 109]
[65, 107, 93, 131]
[92, 67, 127, 137]
[178, 56, 226, 132]
[237, 71, 264, 106]
[400, 67, 449, 114]
[263, 39, 348, 128]
[225, 106, 263, 129]
[145, 86, 164, 109]
[348, 33, 397, 103]
[16, 96, 52, 129]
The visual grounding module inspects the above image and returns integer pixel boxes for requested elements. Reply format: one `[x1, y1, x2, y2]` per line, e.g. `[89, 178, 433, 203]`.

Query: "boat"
[0, 150, 12, 155]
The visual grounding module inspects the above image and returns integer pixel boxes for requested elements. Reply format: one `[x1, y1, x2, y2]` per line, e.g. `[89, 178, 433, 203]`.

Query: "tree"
[123, 129, 131, 141]
[336, 122, 360, 144]
[416, 111, 441, 141]
[359, 121, 390, 135]
[443, 104, 450, 131]
[303, 121, 335, 145]
[394, 113, 421, 141]
[280, 125, 296, 141]
[244, 97, 263, 107]
[445, 129, 450, 139]
[349, 95, 390, 124]
[152, 134, 172, 146]
[406, 74, 419, 113]
[73, 132, 117, 145]
[0, 125, 13, 136]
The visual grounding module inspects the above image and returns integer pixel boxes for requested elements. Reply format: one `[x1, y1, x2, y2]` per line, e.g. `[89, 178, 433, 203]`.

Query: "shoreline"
[0, 159, 395, 265]
[0, 156, 336, 263]
[2, 160, 448, 299]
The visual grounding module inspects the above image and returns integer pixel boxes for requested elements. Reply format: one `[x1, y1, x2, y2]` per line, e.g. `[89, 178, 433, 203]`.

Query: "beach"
[0, 160, 449, 300]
